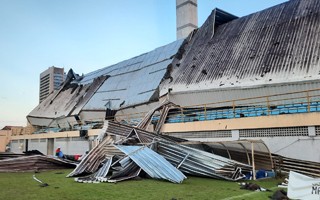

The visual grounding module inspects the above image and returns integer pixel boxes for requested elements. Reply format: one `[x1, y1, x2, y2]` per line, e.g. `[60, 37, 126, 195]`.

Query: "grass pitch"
[0, 169, 283, 200]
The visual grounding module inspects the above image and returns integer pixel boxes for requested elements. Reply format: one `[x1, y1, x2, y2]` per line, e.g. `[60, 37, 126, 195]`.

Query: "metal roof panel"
[115, 145, 186, 183]
[160, 0, 320, 95]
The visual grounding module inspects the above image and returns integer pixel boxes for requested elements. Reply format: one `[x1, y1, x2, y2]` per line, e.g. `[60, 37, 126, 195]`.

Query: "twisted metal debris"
[67, 121, 250, 183]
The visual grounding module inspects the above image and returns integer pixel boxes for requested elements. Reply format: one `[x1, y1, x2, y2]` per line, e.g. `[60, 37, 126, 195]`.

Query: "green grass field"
[0, 169, 283, 200]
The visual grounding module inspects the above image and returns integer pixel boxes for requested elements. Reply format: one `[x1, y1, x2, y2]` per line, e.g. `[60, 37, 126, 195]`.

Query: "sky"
[0, 0, 288, 129]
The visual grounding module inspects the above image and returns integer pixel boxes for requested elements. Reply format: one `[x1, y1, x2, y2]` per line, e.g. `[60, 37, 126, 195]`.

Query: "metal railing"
[117, 88, 320, 125]
[33, 88, 320, 132]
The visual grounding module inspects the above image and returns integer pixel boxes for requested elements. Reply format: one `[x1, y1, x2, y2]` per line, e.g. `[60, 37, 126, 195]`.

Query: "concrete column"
[308, 126, 316, 137]
[231, 130, 239, 140]
[176, 0, 198, 39]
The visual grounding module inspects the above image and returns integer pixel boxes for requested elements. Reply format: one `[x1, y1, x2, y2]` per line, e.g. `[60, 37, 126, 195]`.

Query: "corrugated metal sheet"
[67, 135, 122, 177]
[28, 39, 183, 127]
[273, 154, 320, 177]
[67, 121, 254, 182]
[27, 74, 107, 126]
[161, 0, 320, 95]
[83, 40, 184, 110]
[106, 121, 186, 143]
[157, 140, 251, 181]
[0, 155, 75, 172]
[115, 145, 186, 183]
[213, 8, 238, 27]
[106, 122, 250, 181]
[199, 140, 273, 170]
[108, 159, 141, 183]
[93, 157, 113, 179]
[79, 39, 183, 85]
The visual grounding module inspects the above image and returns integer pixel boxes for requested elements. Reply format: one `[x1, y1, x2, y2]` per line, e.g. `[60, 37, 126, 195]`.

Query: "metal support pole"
[232, 100, 236, 118]
[307, 91, 310, 112]
[204, 105, 207, 120]
[239, 143, 251, 165]
[181, 107, 184, 122]
[266, 97, 270, 116]
[251, 142, 256, 180]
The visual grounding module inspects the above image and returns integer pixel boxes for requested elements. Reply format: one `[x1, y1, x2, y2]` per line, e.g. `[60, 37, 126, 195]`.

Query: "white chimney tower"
[176, 0, 198, 39]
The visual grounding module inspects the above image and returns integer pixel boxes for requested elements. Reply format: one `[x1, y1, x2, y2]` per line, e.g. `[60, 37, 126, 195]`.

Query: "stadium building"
[9, 0, 320, 162]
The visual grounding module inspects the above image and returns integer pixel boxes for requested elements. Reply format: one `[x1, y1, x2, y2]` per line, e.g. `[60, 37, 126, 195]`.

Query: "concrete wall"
[8, 114, 320, 163]
[28, 138, 48, 154]
[163, 121, 320, 162]
[9, 129, 100, 155]
[10, 139, 25, 154]
[54, 137, 89, 155]
[178, 134, 320, 163]
[262, 136, 320, 162]
[0, 136, 6, 152]
[0, 130, 11, 152]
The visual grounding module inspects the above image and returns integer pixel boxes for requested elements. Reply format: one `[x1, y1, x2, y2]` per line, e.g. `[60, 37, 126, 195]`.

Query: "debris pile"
[239, 182, 271, 192]
[272, 154, 320, 178]
[0, 155, 76, 172]
[67, 121, 251, 183]
[0, 152, 25, 160]
[156, 140, 251, 180]
[270, 189, 289, 200]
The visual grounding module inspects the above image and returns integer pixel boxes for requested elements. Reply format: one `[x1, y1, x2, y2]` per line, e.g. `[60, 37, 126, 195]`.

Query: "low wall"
[163, 125, 320, 162]
[9, 129, 100, 155]
[0, 130, 11, 152]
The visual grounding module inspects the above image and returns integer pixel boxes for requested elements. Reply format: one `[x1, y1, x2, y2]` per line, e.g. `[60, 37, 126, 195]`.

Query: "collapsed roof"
[160, 0, 320, 95]
[68, 121, 252, 183]
[27, 40, 184, 128]
[80, 39, 184, 111]
[27, 69, 107, 127]
[0, 155, 75, 172]
[28, 0, 320, 128]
